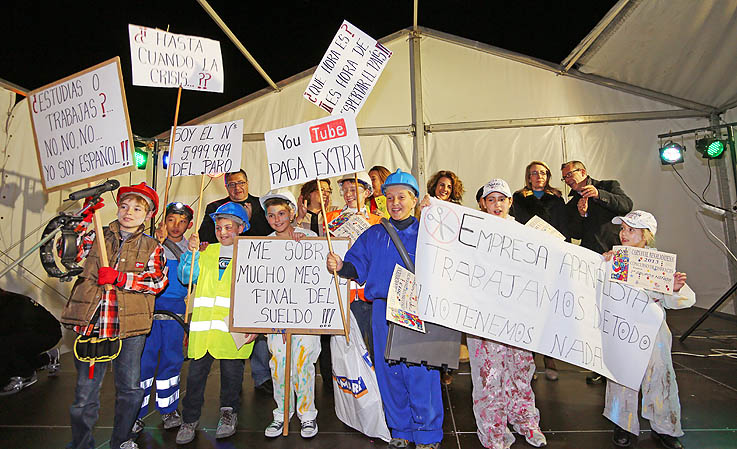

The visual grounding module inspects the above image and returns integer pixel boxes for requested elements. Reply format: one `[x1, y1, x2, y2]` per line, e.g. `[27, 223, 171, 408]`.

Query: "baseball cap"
[612, 210, 658, 234]
[482, 179, 512, 199]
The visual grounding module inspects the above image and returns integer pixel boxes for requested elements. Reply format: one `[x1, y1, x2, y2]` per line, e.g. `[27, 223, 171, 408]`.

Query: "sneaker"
[544, 368, 558, 381]
[388, 438, 410, 448]
[651, 430, 685, 449]
[416, 444, 441, 449]
[162, 410, 182, 430]
[119, 440, 138, 449]
[0, 373, 37, 396]
[264, 419, 284, 438]
[586, 373, 603, 384]
[513, 424, 547, 447]
[612, 425, 635, 447]
[45, 348, 61, 376]
[131, 419, 144, 437]
[215, 407, 237, 439]
[175, 421, 198, 445]
[300, 419, 318, 438]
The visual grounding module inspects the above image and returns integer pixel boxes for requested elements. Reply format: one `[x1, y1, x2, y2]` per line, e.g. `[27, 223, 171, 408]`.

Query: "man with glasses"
[561, 160, 633, 384]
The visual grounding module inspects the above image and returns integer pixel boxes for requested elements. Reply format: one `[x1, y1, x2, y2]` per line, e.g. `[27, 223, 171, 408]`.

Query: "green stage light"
[134, 148, 148, 169]
[696, 137, 726, 159]
[659, 141, 684, 165]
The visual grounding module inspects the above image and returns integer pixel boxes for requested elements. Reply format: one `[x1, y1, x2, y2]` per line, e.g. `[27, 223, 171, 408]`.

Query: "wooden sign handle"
[184, 174, 207, 323]
[160, 85, 182, 225]
[282, 331, 292, 436]
[89, 182, 112, 292]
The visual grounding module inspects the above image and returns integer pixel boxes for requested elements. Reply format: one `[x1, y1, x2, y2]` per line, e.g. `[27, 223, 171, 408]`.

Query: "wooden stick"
[354, 172, 362, 216]
[282, 331, 292, 436]
[184, 174, 207, 323]
[317, 179, 349, 344]
[160, 85, 182, 232]
[89, 182, 112, 292]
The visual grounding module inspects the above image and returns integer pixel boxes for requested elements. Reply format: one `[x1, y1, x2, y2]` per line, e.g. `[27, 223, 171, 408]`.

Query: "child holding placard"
[469, 178, 547, 449]
[603, 210, 694, 449]
[260, 189, 321, 439]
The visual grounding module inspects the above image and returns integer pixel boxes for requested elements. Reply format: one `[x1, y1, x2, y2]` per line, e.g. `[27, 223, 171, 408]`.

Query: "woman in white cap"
[470, 179, 547, 449]
[603, 210, 693, 449]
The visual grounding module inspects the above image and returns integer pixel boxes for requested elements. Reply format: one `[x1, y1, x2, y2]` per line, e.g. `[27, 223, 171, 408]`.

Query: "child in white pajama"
[603, 210, 693, 449]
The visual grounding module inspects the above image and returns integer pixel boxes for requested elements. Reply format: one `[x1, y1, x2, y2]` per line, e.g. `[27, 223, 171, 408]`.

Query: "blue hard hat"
[210, 202, 251, 232]
[381, 169, 420, 196]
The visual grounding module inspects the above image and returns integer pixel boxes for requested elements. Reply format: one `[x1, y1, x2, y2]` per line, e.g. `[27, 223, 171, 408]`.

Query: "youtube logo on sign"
[309, 118, 346, 143]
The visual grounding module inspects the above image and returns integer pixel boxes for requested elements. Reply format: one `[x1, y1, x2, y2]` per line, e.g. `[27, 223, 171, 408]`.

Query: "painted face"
[225, 173, 249, 202]
[384, 185, 418, 221]
[528, 164, 548, 191]
[117, 197, 152, 232]
[434, 176, 453, 201]
[215, 217, 245, 246]
[619, 223, 646, 247]
[369, 171, 383, 197]
[561, 165, 586, 189]
[340, 180, 367, 209]
[483, 192, 512, 218]
[165, 213, 192, 241]
[266, 204, 294, 234]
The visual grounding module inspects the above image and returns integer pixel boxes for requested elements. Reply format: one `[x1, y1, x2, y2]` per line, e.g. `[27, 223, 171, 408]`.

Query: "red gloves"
[97, 267, 127, 287]
[75, 197, 105, 233]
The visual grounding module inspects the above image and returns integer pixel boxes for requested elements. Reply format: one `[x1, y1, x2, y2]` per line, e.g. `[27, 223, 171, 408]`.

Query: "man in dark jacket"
[562, 161, 633, 254]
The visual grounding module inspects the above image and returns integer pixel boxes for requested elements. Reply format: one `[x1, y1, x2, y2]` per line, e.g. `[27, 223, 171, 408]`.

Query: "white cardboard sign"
[169, 120, 243, 176]
[264, 113, 364, 189]
[304, 20, 392, 115]
[230, 237, 350, 334]
[128, 24, 224, 92]
[386, 265, 425, 333]
[28, 57, 135, 192]
[525, 215, 566, 240]
[416, 198, 665, 390]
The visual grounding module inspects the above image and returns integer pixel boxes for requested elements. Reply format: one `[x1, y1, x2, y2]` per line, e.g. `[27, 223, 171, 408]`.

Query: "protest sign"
[304, 20, 392, 115]
[128, 24, 223, 92]
[610, 246, 676, 294]
[28, 57, 134, 193]
[386, 265, 425, 333]
[264, 113, 364, 189]
[168, 120, 243, 176]
[525, 215, 566, 240]
[416, 198, 664, 390]
[230, 236, 351, 334]
[330, 213, 370, 241]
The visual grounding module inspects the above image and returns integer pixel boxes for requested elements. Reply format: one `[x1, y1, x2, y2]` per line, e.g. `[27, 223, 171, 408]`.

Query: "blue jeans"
[249, 337, 271, 386]
[69, 335, 146, 449]
[181, 353, 245, 423]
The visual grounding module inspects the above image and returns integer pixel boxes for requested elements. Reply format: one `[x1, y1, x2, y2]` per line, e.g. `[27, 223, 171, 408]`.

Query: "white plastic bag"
[331, 311, 391, 442]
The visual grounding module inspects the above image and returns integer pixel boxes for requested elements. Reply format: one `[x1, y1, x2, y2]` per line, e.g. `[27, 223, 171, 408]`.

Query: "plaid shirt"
[73, 229, 168, 338]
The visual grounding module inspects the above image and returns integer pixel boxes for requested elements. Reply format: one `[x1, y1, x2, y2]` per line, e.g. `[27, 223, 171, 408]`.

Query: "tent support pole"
[409, 30, 427, 195]
[711, 115, 737, 302]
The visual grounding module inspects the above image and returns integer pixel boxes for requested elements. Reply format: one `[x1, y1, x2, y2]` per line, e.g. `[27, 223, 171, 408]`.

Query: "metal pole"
[0, 228, 61, 280]
[409, 30, 427, 195]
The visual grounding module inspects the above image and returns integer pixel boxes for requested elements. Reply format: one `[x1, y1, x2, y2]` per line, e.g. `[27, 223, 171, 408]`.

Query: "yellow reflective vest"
[185, 243, 253, 360]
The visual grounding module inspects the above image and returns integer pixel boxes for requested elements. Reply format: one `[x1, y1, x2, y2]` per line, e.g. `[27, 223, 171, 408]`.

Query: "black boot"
[651, 430, 685, 449]
[612, 425, 636, 447]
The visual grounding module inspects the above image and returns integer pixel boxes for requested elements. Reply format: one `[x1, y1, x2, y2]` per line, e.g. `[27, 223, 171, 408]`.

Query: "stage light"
[659, 141, 684, 165]
[696, 137, 725, 159]
[162, 151, 170, 169]
[134, 147, 148, 169]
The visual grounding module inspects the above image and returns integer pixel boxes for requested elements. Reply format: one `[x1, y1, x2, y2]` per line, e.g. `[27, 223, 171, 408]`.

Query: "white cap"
[612, 210, 658, 234]
[482, 178, 512, 199]
[260, 189, 297, 212]
[338, 171, 373, 194]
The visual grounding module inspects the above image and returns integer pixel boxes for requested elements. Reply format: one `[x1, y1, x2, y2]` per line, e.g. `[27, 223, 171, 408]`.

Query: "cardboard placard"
[386, 265, 425, 333]
[610, 246, 677, 294]
[28, 57, 134, 193]
[304, 20, 392, 115]
[230, 236, 350, 334]
[264, 113, 364, 189]
[128, 24, 224, 92]
[169, 120, 243, 176]
[416, 198, 665, 390]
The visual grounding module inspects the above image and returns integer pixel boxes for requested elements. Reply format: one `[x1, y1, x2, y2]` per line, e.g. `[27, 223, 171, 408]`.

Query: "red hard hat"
[117, 182, 159, 215]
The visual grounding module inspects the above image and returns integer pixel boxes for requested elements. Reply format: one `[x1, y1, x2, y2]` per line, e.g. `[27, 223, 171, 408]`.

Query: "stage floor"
[1, 307, 736, 449]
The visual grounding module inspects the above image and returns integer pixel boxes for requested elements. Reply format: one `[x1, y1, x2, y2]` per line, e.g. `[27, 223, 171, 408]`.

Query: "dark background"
[3, 1, 617, 137]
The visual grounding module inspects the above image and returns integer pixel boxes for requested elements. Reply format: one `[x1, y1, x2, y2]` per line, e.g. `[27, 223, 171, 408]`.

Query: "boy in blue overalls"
[132, 202, 194, 436]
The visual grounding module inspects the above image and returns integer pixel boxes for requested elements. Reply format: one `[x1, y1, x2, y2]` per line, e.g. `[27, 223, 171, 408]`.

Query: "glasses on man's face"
[226, 181, 247, 189]
[530, 170, 548, 177]
[561, 168, 582, 181]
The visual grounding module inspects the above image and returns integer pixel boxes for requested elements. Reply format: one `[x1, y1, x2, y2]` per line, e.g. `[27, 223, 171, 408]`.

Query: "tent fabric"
[570, 0, 737, 110]
[0, 27, 735, 327]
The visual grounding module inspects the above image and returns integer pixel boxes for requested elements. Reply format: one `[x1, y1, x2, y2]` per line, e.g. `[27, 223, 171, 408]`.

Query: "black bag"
[379, 219, 461, 370]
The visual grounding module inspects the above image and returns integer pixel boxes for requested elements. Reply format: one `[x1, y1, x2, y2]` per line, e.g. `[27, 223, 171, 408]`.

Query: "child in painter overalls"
[603, 210, 694, 449]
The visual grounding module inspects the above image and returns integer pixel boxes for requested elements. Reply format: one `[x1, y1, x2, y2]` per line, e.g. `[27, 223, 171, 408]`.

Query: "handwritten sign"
[169, 120, 243, 176]
[128, 24, 224, 92]
[28, 58, 134, 192]
[416, 198, 665, 390]
[386, 265, 425, 333]
[610, 246, 676, 294]
[525, 215, 566, 240]
[264, 113, 364, 189]
[230, 237, 350, 334]
[304, 20, 392, 115]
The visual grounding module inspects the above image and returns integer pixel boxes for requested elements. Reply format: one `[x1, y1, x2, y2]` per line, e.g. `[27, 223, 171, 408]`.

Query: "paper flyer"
[331, 213, 371, 241]
[386, 265, 425, 333]
[525, 215, 565, 240]
[609, 246, 676, 294]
